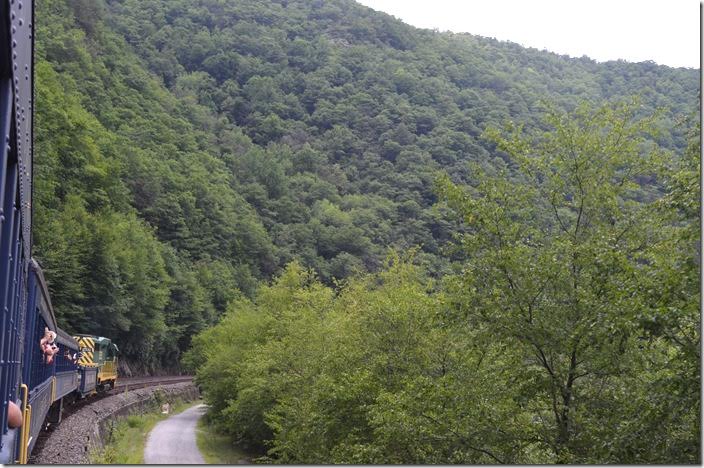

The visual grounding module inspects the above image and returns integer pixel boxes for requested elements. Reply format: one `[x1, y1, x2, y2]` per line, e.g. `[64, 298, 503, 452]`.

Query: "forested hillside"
[34, 2, 698, 456]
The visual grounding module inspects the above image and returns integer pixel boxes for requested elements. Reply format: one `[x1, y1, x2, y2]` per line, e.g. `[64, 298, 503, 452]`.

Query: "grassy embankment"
[195, 418, 252, 464]
[90, 398, 198, 464]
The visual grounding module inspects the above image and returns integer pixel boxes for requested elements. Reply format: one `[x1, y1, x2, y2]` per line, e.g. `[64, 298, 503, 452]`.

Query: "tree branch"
[420, 413, 507, 464]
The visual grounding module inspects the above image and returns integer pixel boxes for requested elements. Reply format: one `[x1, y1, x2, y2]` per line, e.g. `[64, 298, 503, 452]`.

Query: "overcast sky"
[356, 0, 700, 69]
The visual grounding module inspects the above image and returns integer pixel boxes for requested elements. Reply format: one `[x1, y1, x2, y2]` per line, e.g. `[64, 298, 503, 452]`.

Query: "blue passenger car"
[20, 261, 79, 456]
[1, 259, 82, 464]
[0, 0, 39, 463]
[54, 329, 80, 402]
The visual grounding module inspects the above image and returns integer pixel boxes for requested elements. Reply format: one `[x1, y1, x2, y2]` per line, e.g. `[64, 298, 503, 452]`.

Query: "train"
[2, 260, 120, 464]
[0, 0, 119, 463]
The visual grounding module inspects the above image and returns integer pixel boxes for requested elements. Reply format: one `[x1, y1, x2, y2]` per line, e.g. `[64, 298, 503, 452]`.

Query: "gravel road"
[144, 403, 207, 464]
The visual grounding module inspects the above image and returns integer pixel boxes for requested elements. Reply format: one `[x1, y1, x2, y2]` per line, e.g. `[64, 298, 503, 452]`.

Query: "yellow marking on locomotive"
[75, 336, 95, 349]
[78, 351, 94, 365]
[75, 336, 96, 366]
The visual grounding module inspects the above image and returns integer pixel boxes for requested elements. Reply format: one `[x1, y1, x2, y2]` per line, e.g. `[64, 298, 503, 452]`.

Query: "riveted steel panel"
[0, 0, 33, 462]
[9, 0, 33, 257]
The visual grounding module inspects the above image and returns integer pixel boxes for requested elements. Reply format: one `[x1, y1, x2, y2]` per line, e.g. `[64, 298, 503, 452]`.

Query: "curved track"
[112, 375, 194, 393]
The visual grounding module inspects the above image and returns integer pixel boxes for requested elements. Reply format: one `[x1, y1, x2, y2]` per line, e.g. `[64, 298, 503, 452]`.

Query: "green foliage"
[195, 417, 253, 464]
[192, 103, 699, 464]
[100, 0, 695, 290]
[191, 256, 533, 463]
[34, 0, 279, 369]
[436, 101, 699, 463]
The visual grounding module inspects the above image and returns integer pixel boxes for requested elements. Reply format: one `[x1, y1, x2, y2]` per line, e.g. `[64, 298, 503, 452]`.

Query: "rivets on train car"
[18, 2, 22, 10]
[18, 19, 23, 26]
[11, 12, 15, 20]
[12, 26, 16, 34]
[12, 40, 16, 48]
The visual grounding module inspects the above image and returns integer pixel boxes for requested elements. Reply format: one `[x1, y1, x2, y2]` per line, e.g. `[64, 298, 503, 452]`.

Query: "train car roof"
[30, 258, 57, 328]
[29, 258, 77, 348]
[55, 328, 79, 350]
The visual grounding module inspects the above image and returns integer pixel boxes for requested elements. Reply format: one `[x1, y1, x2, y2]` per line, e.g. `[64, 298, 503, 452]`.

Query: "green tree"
[437, 101, 699, 463]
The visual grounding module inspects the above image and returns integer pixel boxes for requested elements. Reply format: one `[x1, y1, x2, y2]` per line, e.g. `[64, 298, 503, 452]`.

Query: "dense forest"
[34, 0, 698, 463]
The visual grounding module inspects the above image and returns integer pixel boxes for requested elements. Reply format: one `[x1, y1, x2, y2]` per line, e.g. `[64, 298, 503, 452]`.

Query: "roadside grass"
[91, 398, 199, 464]
[195, 416, 252, 464]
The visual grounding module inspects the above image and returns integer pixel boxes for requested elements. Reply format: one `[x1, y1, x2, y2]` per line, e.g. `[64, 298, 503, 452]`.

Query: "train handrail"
[21, 405, 31, 464]
[17, 384, 28, 464]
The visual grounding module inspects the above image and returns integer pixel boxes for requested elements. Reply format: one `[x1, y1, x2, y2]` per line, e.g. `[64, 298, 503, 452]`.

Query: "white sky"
[356, 0, 700, 69]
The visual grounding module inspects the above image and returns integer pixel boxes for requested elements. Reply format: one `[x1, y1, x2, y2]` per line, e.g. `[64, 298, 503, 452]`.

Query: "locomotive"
[73, 334, 119, 391]
[0, 0, 118, 463]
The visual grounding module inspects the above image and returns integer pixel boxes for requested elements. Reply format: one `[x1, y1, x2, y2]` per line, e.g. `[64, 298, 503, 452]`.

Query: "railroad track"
[112, 375, 194, 393]
[29, 375, 194, 463]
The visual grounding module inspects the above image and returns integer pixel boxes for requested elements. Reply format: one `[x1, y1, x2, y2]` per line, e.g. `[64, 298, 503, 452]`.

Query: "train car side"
[0, 0, 35, 464]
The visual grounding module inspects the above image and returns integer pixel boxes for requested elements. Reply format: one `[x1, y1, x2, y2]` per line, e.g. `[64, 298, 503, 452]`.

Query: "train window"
[29, 314, 54, 389]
